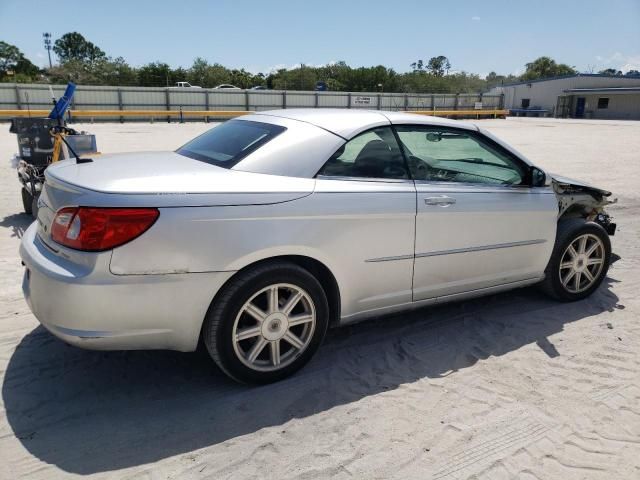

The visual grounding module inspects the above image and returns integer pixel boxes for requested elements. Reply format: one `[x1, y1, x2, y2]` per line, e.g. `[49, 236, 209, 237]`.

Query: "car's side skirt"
[338, 275, 544, 326]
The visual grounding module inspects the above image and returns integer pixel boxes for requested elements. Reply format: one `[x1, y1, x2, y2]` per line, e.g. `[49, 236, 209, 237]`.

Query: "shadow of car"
[2, 280, 622, 474]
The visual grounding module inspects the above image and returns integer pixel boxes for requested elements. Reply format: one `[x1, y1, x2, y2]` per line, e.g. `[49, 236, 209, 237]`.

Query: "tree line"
[1, 33, 639, 93]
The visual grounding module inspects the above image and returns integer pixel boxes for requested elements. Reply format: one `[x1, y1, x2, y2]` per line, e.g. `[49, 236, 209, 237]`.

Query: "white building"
[488, 74, 640, 119]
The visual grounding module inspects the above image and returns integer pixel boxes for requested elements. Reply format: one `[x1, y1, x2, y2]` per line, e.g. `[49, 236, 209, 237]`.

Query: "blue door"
[575, 97, 586, 118]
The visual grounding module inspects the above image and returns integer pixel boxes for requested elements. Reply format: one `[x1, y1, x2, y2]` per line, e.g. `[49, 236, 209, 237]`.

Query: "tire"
[540, 219, 611, 301]
[203, 261, 329, 384]
[30, 192, 40, 219]
[21, 188, 33, 215]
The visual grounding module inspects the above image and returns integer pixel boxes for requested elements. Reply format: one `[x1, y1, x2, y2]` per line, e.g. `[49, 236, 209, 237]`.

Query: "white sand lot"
[0, 117, 639, 479]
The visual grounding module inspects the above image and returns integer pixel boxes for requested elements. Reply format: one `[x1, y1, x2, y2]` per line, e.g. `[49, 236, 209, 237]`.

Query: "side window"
[317, 126, 409, 180]
[395, 126, 526, 186]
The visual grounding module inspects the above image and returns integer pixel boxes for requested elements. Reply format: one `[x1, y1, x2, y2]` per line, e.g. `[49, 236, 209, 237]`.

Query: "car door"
[314, 126, 417, 319]
[394, 125, 557, 302]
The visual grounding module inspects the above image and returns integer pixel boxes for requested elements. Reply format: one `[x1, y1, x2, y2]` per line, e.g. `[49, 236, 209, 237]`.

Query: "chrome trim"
[365, 239, 546, 263]
[365, 254, 414, 263]
[415, 239, 547, 259]
[414, 180, 555, 194]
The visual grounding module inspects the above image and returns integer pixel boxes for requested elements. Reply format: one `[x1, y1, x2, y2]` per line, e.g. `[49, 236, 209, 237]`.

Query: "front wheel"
[203, 261, 329, 384]
[540, 219, 611, 301]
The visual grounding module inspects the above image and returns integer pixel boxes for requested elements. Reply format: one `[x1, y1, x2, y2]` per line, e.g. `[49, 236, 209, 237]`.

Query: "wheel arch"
[201, 254, 342, 346]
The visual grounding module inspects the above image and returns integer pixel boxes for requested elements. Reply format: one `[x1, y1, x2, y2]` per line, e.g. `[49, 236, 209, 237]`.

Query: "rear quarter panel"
[109, 181, 417, 318]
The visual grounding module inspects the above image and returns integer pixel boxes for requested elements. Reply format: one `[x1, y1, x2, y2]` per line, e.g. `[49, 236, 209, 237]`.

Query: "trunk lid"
[37, 151, 314, 250]
[45, 151, 315, 198]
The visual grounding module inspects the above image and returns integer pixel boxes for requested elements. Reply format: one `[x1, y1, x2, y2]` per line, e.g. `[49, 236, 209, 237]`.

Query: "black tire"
[539, 219, 611, 301]
[203, 261, 329, 384]
[21, 188, 33, 215]
[30, 192, 40, 219]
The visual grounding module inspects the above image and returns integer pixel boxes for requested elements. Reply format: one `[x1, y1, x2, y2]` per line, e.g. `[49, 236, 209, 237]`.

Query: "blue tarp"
[48, 82, 76, 120]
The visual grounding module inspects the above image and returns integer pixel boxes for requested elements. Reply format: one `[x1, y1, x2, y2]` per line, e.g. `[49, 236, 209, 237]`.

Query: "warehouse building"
[488, 74, 640, 119]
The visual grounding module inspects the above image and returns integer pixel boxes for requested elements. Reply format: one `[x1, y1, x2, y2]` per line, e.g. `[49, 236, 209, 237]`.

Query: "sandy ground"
[0, 117, 639, 479]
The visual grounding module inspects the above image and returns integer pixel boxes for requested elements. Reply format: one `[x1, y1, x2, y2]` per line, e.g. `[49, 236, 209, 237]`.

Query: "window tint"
[396, 126, 526, 186]
[177, 120, 285, 168]
[317, 126, 408, 179]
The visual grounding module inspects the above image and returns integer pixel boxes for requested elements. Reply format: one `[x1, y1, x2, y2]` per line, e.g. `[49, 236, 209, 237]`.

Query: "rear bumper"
[20, 222, 234, 351]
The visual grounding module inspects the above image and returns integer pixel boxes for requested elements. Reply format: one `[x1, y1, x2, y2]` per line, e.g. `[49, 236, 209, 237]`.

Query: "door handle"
[424, 196, 456, 207]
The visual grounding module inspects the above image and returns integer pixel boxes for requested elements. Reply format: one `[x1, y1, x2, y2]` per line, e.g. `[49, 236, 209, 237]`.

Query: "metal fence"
[0, 83, 504, 121]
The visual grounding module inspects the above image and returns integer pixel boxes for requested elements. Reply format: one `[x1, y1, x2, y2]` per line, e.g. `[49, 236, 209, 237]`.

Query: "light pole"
[42, 33, 52, 68]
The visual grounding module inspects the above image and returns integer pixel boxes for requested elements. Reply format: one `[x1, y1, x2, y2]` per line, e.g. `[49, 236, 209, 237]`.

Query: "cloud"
[471, 16, 481, 21]
[266, 63, 288, 73]
[30, 51, 49, 68]
[621, 56, 640, 73]
[595, 52, 640, 72]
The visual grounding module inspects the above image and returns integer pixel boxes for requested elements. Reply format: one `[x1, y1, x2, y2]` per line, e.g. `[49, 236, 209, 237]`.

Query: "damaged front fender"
[551, 173, 617, 235]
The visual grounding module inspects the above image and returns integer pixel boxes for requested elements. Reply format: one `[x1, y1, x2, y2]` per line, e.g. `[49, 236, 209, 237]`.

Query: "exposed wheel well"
[206, 256, 341, 333]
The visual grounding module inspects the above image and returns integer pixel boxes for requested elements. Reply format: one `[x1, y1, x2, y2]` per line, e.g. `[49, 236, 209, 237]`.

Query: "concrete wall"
[488, 75, 640, 113]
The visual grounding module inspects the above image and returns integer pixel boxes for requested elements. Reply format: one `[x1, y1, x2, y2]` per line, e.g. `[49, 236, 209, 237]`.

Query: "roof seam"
[251, 112, 348, 140]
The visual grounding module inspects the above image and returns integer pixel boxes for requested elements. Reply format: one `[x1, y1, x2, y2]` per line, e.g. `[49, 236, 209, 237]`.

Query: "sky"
[1, 0, 639, 76]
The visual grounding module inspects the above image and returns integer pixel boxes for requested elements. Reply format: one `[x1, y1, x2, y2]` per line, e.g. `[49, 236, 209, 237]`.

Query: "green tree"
[410, 60, 424, 72]
[598, 68, 622, 76]
[47, 56, 137, 86]
[427, 56, 451, 77]
[47, 59, 103, 84]
[96, 56, 137, 85]
[137, 62, 175, 86]
[53, 32, 106, 65]
[186, 58, 232, 87]
[521, 56, 576, 80]
[0, 41, 40, 80]
[229, 68, 258, 89]
[187, 57, 211, 86]
[485, 71, 518, 89]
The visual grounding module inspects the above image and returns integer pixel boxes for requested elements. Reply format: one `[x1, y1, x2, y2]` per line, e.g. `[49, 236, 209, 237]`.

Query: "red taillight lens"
[51, 207, 159, 251]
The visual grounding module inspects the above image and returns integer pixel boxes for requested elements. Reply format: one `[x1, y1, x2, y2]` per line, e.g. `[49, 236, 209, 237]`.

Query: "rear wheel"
[540, 219, 611, 301]
[203, 261, 329, 384]
[21, 187, 33, 215]
[30, 192, 40, 219]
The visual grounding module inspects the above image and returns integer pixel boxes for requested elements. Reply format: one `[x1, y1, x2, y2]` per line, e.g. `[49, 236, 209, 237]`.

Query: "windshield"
[176, 120, 286, 168]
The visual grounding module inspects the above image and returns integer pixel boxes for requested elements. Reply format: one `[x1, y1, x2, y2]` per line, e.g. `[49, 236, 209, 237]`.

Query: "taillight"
[51, 207, 159, 251]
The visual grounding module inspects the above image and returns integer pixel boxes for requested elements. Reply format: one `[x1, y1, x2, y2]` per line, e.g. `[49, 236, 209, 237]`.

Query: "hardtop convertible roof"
[246, 108, 478, 139]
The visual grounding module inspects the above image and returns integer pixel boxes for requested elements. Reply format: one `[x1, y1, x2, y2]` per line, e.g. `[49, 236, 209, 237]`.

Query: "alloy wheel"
[558, 233, 605, 294]
[232, 283, 316, 371]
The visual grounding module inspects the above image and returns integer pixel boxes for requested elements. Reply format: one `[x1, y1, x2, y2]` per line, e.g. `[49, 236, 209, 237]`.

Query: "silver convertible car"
[20, 109, 616, 383]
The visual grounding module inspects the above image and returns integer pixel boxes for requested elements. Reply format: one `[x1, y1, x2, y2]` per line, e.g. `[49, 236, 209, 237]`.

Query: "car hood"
[550, 173, 611, 197]
[45, 151, 315, 205]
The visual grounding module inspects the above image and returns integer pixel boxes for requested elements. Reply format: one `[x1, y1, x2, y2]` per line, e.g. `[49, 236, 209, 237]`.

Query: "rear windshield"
[176, 120, 286, 168]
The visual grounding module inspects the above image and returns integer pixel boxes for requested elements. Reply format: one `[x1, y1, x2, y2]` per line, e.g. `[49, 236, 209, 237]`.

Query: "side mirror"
[426, 132, 441, 142]
[530, 166, 549, 187]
